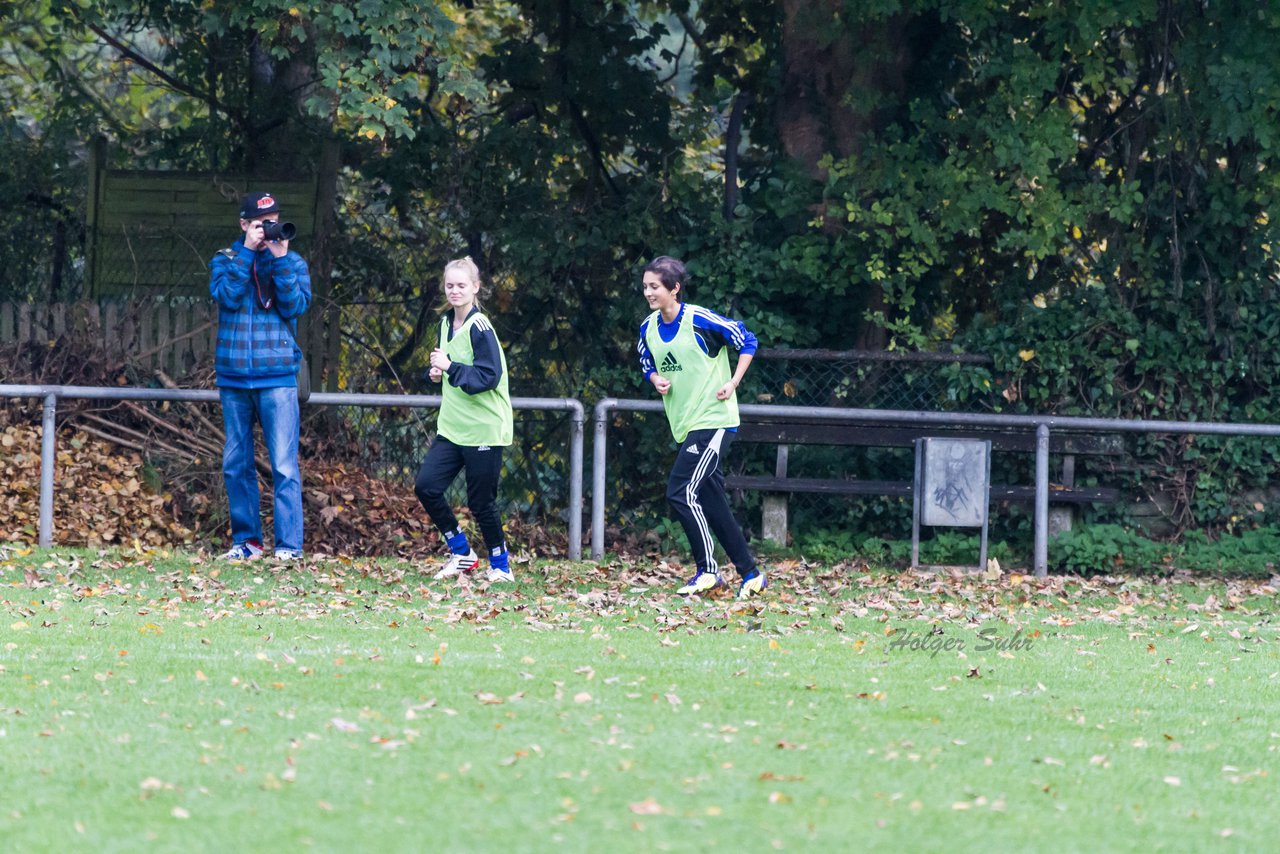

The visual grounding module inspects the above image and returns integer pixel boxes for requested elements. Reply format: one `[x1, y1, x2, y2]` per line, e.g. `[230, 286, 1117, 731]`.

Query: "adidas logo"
[686, 443, 700, 454]
[477, 445, 491, 451]
[660, 352, 682, 372]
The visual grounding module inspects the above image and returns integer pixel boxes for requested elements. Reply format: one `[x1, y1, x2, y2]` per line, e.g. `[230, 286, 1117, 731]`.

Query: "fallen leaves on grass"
[6, 530, 1280, 654]
[330, 717, 360, 733]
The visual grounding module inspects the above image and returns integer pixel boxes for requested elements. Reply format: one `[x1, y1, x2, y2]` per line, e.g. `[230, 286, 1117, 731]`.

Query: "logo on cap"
[256, 194, 276, 210]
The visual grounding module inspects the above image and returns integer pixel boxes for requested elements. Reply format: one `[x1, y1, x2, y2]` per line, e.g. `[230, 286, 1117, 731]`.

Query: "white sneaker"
[485, 566, 514, 583]
[274, 548, 303, 562]
[434, 549, 480, 579]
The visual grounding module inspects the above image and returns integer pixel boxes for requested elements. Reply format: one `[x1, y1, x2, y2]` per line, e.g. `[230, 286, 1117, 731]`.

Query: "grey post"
[590, 398, 666, 560]
[591, 398, 614, 560]
[567, 399, 584, 559]
[1034, 423, 1049, 577]
[39, 393, 58, 548]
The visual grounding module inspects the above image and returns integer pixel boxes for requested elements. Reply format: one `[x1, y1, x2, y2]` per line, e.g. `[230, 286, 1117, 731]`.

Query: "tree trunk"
[310, 136, 341, 392]
[776, 3, 918, 351]
[776, 1, 914, 177]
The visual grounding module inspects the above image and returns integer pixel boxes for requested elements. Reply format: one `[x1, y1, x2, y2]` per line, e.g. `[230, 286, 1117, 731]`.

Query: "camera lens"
[262, 221, 296, 241]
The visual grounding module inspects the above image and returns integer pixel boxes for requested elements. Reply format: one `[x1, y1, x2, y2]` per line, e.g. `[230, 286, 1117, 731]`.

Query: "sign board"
[919, 438, 989, 527]
[912, 437, 992, 571]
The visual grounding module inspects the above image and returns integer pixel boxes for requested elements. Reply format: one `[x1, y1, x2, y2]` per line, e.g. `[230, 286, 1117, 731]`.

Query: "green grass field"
[2, 545, 1278, 852]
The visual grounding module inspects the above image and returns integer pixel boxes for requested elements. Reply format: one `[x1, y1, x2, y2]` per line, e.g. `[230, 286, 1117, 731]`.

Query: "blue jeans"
[219, 387, 303, 552]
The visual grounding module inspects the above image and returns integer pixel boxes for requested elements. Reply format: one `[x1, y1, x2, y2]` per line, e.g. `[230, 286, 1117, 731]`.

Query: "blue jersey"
[637, 303, 758, 381]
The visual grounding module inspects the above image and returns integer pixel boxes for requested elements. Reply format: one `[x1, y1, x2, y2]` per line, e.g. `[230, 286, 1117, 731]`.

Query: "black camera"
[261, 220, 296, 241]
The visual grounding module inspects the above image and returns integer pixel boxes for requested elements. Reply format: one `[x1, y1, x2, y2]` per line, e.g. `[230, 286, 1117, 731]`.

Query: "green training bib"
[645, 306, 739, 442]
[438, 313, 513, 447]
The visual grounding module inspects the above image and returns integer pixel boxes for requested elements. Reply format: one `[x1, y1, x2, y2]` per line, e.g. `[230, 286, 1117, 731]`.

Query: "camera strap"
[251, 257, 275, 310]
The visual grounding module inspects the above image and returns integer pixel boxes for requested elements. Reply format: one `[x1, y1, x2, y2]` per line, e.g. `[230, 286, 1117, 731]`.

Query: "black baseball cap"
[239, 192, 280, 219]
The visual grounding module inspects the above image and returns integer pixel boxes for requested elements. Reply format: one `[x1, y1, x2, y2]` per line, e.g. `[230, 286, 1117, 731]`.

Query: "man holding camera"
[208, 192, 312, 561]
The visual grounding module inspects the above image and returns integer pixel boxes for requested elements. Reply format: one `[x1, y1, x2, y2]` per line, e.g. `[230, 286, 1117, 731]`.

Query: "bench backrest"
[736, 418, 1123, 456]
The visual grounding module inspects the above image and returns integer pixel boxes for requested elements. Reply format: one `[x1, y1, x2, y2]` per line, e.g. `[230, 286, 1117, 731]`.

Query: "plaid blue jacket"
[209, 238, 312, 389]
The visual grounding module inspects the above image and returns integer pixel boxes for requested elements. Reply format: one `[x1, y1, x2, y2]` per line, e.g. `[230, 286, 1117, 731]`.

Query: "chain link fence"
[742, 349, 992, 410]
[323, 403, 578, 526]
[89, 225, 226, 297]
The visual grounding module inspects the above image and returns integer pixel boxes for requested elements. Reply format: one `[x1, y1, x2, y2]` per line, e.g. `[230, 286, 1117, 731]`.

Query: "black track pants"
[414, 435, 505, 552]
[666, 427, 756, 578]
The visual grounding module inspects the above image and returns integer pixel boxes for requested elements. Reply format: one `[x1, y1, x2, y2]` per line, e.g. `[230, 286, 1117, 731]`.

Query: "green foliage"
[1178, 528, 1280, 577]
[1052, 524, 1280, 577]
[1052, 524, 1176, 576]
[788, 522, 1279, 577]
[793, 2, 1280, 532]
[0, 121, 85, 299]
[7, 0, 1280, 541]
[792, 527, 1018, 569]
[48, 0, 466, 155]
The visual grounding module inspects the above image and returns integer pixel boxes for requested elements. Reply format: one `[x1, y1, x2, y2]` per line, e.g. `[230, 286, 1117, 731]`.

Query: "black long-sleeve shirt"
[441, 308, 504, 394]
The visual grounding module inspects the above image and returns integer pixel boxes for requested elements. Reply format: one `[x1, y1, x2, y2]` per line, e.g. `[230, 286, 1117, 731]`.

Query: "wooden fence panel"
[0, 299, 333, 385]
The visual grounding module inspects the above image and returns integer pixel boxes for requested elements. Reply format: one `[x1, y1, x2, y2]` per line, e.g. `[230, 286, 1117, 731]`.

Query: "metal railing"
[591, 399, 1280, 575]
[13, 384, 1280, 574]
[1, 385, 585, 559]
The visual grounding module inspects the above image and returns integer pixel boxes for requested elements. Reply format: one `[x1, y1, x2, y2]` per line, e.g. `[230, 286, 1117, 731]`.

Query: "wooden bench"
[724, 416, 1122, 544]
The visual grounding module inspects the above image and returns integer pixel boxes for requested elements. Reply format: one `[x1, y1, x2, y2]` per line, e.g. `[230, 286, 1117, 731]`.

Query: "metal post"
[591, 399, 614, 560]
[911, 437, 922, 569]
[567, 400, 584, 560]
[1034, 422, 1049, 577]
[39, 393, 58, 547]
[978, 440, 991, 571]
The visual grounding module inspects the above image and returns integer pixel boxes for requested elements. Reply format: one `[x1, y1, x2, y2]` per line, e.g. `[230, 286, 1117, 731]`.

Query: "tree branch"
[723, 92, 750, 220]
[675, 12, 708, 52]
[80, 19, 240, 125]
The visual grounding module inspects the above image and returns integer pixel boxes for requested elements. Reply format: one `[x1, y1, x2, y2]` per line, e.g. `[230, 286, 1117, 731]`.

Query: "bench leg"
[1048, 506, 1074, 538]
[1050, 453, 1076, 538]
[761, 444, 790, 545]
[762, 495, 789, 545]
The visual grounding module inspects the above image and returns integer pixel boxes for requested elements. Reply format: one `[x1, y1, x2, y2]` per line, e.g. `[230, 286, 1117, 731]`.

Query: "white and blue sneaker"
[220, 540, 263, 561]
[485, 566, 515, 583]
[737, 571, 768, 600]
[484, 545, 513, 583]
[677, 571, 724, 595]
[273, 548, 303, 562]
